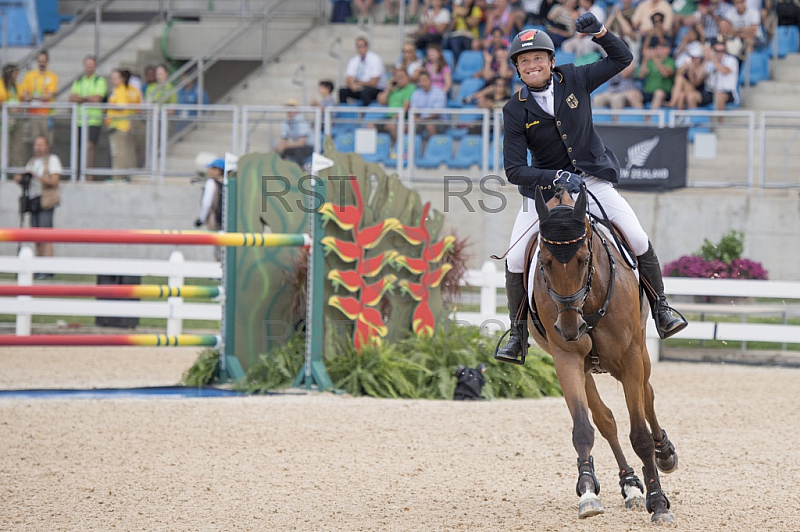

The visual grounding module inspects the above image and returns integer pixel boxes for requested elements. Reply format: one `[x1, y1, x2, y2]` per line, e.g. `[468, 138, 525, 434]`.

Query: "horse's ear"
[535, 186, 549, 222]
[573, 185, 587, 222]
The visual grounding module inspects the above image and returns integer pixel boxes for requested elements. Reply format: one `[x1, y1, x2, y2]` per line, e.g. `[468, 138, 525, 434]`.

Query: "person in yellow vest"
[106, 69, 139, 180]
[69, 55, 107, 181]
[19, 51, 58, 143]
[0, 63, 25, 176]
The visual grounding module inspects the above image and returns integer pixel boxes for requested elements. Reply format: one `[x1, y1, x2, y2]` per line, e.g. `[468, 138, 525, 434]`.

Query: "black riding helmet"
[509, 29, 556, 66]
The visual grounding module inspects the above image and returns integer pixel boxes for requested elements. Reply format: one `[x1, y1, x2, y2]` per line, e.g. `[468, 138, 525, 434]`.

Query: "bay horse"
[527, 185, 678, 524]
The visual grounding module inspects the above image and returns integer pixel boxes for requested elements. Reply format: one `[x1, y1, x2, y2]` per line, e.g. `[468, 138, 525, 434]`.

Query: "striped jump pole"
[0, 285, 222, 299]
[0, 228, 310, 248]
[0, 334, 222, 347]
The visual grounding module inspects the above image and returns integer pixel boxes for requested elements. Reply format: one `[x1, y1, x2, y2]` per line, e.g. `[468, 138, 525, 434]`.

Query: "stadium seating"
[449, 77, 486, 108]
[443, 49, 455, 70]
[334, 131, 355, 153]
[452, 50, 484, 83]
[361, 132, 392, 164]
[450, 135, 484, 168]
[776, 25, 800, 58]
[416, 134, 453, 168]
[740, 50, 770, 86]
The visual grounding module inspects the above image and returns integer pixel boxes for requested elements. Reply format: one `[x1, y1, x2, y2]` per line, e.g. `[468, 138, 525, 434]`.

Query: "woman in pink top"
[424, 44, 453, 96]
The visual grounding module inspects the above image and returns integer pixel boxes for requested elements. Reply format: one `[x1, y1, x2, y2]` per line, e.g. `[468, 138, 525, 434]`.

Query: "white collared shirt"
[530, 79, 554, 116]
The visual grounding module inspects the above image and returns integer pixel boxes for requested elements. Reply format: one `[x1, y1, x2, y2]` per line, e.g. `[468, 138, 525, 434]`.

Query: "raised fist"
[575, 13, 604, 34]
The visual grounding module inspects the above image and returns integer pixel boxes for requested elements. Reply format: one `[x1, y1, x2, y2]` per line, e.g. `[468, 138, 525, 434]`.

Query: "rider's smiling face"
[516, 51, 554, 88]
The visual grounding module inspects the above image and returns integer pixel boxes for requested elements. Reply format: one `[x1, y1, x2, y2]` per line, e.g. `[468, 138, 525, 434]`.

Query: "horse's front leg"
[620, 360, 675, 524]
[643, 381, 679, 474]
[585, 373, 645, 510]
[553, 352, 604, 519]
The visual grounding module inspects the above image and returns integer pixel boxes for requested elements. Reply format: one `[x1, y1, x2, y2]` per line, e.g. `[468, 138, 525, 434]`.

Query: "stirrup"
[493, 328, 527, 365]
[655, 304, 688, 340]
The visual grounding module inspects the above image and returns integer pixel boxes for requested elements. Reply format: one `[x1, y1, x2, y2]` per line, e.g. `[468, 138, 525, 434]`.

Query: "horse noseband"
[540, 261, 594, 315]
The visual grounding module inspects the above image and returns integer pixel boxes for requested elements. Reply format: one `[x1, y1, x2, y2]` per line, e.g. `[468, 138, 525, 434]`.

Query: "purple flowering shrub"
[662, 231, 768, 279]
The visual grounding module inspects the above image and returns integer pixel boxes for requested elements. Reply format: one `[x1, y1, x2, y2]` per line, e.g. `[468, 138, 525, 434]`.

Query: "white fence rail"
[454, 261, 800, 362]
[0, 247, 222, 336]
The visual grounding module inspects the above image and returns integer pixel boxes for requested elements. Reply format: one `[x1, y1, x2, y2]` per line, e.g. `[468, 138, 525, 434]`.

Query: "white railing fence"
[454, 260, 800, 363]
[0, 247, 222, 336]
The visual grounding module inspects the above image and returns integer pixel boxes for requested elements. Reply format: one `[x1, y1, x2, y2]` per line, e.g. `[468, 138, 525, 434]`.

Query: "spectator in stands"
[477, 46, 515, 86]
[562, 0, 608, 57]
[106, 69, 138, 180]
[694, 0, 736, 44]
[777, 0, 800, 27]
[702, 38, 739, 113]
[412, 0, 452, 51]
[195, 158, 225, 247]
[312, 80, 337, 108]
[121, 69, 145, 168]
[546, 0, 580, 48]
[142, 65, 157, 99]
[377, 68, 417, 143]
[177, 71, 210, 110]
[410, 70, 447, 138]
[638, 38, 675, 112]
[352, 0, 375, 24]
[15, 135, 61, 274]
[724, 0, 767, 59]
[484, 0, 522, 41]
[0, 64, 24, 176]
[339, 37, 387, 106]
[383, 0, 421, 24]
[396, 42, 424, 82]
[69, 55, 107, 181]
[641, 11, 675, 49]
[463, 76, 511, 108]
[606, 0, 640, 61]
[20, 50, 57, 143]
[444, 0, 484, 64]
[520, 0, 557, 27]
[592, 62, 644, 113]
[146, 64, 177, 105]
[667, 42, 708, 109]
[481, 27, 511, 55]
[275, 99, 314, 167]
[631, 0, 675, 43]
[673, 24, 704, 62]
[424, 44, 453, 95]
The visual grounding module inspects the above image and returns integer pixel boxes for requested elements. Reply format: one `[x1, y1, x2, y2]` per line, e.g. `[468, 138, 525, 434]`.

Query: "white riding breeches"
[505, 177, 650, 273]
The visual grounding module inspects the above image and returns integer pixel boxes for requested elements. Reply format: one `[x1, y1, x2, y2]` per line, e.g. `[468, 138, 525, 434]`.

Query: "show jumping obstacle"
[0, 334, 222, 347]
[0, 285, 222, 299]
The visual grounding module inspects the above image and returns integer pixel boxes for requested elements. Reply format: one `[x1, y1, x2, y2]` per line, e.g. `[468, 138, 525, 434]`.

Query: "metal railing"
[3, 102, 800, 189]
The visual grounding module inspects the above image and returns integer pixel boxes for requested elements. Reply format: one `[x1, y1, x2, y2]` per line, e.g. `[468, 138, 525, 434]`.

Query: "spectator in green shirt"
[68, 55, 107, 180]
[637, 38, 675, 113]
[376, 68, 416, 144]
[146, 64, 177, 105]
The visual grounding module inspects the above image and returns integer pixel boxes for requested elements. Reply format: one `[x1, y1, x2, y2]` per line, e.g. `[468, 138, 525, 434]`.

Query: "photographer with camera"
[14, 135, 62, 279]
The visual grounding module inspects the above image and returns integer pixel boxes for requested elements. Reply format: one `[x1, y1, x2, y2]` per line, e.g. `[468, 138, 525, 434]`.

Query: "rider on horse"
[495, 16, 687, 365]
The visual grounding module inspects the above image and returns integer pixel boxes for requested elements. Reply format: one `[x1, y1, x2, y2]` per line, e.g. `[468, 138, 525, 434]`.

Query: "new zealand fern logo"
[624, 136, 660, 171]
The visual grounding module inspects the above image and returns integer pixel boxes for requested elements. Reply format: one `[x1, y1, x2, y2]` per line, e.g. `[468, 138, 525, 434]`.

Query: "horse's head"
[535, 185, 592, 342]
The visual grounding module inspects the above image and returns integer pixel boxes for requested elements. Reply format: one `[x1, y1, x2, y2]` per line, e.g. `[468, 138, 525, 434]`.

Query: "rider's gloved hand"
[553, 170, 584, 195]
[575, 13, 604, 34]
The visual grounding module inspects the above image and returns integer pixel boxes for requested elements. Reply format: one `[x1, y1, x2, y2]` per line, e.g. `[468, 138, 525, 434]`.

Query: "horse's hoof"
[578, 492, 605, 519]
[623, 486, 645, 510]
[651, 510, 675, 525]
[656, 450, 678, 474]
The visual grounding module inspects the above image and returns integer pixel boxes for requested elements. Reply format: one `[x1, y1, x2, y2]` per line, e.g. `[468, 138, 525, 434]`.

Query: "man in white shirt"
[15, 135, 62, 271]
[702, 39, 739, 111]
[339, 37, 387, 106]
[725, 0, 766, 56]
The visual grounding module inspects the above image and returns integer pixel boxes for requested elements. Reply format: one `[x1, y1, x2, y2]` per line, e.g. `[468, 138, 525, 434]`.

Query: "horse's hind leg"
[585, 374, 645, 510]
[643, 381, 679, 473]
[553, 355, 604, 519]
[620, 361, 674, 524]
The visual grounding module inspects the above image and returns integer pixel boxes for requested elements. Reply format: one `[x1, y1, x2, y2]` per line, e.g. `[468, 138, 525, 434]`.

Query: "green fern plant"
[234, 335, 306, 394]
[181, 348, 220, 386]
[698, 230, 744, 264]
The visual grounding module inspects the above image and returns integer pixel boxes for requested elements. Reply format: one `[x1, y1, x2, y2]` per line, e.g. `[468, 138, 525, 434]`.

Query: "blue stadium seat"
[416, 134, 453, 168]
[450, 135, 484, 168]
[334, 131, 355, 153]
[361, 132, 392, 163]
[443, 49, 455, 70]
[452, 50, 484, 83]
[740, 50, 770, 85]
[777, 25, 800, 58]
[449, 77, 486, 107]
[447, 108, 483, 139]
[555, 50, 575, 65]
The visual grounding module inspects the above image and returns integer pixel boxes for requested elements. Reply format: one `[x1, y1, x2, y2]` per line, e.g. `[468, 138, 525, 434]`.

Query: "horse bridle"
[538, 222, 595, 316]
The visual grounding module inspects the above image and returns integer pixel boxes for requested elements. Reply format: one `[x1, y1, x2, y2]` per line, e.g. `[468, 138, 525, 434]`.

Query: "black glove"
[553, 170, 584, 195]
[575, 13, 604, 34]
[194, 218, 203, 228]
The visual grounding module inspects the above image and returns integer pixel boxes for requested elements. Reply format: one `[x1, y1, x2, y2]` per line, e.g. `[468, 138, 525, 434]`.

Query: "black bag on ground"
[454, 363, 487, 400]
[95, 275, 141, 328]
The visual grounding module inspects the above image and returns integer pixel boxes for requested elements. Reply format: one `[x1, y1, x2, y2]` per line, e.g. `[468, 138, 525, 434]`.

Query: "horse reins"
[538, 225, 594, 316]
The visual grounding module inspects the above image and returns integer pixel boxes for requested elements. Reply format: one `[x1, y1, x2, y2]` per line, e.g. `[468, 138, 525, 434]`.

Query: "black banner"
[596, 126, 688, 191]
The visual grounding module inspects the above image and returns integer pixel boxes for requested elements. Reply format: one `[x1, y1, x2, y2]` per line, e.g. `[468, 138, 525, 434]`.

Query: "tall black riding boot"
[638, 243, 688, 339]
[494, 268, 529, 365]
